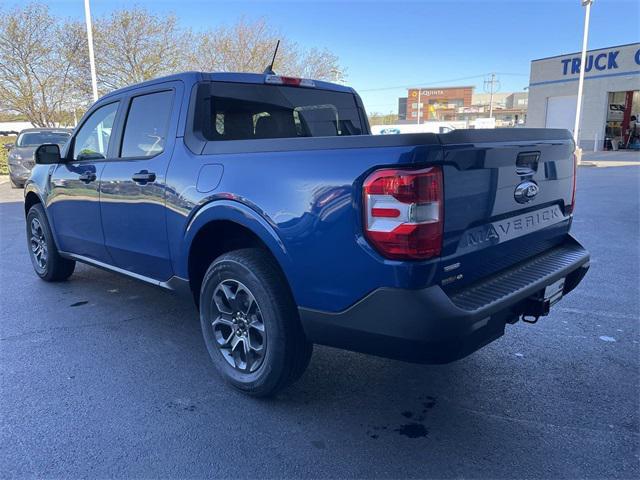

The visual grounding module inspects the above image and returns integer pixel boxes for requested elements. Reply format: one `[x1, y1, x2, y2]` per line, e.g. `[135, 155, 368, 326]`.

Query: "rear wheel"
[26, 204, 75, 282]
[199, 248, 312, 397]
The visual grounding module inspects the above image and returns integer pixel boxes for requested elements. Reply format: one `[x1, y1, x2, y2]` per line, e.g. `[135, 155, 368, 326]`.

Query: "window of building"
[605, 90, 640, 149]
[121, 90, 174, 158]
[446, 99, 464, 108]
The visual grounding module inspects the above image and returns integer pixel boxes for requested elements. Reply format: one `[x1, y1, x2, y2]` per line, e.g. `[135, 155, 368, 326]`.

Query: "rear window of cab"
[194, 82, 364, 141]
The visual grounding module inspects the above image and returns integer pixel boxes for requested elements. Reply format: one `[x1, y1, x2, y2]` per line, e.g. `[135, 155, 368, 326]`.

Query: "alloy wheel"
[30, 217, 48, 270]
[210, 279, 266, 373]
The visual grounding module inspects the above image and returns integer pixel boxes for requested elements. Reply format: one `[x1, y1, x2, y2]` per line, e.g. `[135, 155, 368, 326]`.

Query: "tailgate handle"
[516, 152, 540, 176]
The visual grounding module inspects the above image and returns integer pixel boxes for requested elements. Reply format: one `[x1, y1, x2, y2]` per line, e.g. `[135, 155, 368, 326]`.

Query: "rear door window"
[199, 82, 363, 141]
[120, 90, 174, 158]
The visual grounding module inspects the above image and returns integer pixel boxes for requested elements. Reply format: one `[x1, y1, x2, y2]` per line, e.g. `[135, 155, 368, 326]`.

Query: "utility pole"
[574, 0, 593, 159]
[416, 89, 422, 124]
[483, 73, 500, 119]
[84, 0, 99, 102]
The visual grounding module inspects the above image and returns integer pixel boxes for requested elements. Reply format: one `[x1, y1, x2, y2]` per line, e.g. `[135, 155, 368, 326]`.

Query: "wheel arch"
[183, 200, 295, 305]
[24, 189, 43, 216]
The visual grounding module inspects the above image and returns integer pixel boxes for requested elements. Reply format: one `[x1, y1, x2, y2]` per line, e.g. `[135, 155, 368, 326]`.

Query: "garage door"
[545, 95, 577, 132]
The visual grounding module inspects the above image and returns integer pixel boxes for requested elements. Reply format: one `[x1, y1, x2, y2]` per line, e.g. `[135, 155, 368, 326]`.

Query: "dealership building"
[527, 42, 640, 150]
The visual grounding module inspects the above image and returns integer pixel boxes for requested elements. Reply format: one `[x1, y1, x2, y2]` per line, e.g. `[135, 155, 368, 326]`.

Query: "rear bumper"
[299, 235, 589, 363]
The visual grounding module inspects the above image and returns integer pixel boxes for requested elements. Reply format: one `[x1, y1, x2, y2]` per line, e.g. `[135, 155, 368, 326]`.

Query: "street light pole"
[417, 89, 422, 124]
[573, 0, 593, 158]
[84, 0, 99, 102]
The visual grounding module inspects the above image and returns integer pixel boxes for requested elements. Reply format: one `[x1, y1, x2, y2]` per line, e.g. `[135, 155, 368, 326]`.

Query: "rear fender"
[181, 199, 294, 289]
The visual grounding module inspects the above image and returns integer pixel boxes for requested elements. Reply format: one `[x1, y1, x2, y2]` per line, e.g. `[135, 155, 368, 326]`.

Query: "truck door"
[48, 101, 120, 262]
[99, 84, 181, 281]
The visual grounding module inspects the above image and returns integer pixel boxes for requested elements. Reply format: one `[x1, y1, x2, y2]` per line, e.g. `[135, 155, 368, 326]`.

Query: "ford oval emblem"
[514, 180, 539, 204]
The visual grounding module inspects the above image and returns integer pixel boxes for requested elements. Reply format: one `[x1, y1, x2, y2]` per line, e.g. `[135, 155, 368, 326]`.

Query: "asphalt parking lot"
[1, 166, 639, 479]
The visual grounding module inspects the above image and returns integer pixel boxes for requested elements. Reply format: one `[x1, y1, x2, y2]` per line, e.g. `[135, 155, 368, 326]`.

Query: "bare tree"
[190, 18, 345, 81]
[368, 113, 399, 126]
[0, 4, 345, 127]
[91, 8, 191, 92]
[0, 3, 80, 127]
[292, 48, 344, 83]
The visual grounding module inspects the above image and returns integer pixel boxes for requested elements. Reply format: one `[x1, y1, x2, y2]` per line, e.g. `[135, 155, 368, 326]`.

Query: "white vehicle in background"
[371, 121, 464, 135]
[473, 117, 497, 129]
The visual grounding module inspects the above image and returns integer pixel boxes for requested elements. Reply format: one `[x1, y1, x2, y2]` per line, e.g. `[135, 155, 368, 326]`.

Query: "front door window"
[73, 102, 119, 161]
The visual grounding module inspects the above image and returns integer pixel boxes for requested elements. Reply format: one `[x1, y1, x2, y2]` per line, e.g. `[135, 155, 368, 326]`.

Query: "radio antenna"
[263, 40, 280, 75]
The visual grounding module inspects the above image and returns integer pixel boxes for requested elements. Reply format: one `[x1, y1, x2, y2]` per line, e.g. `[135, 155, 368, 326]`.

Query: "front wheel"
[199, 248, 312, 397]
[26, 204, 75, 282]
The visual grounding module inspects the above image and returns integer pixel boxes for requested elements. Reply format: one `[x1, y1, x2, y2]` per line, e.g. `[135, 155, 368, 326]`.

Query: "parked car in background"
[7, 128, 72, 188]
[371, 122, 463, 135]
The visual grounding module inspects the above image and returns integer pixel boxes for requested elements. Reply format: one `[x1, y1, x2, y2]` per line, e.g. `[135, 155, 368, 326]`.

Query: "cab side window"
[120, 90, 174, 158]
[73, 102, 119, 161]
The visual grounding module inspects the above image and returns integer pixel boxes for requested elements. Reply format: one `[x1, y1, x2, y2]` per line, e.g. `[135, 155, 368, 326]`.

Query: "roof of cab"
[100, 71, 354, 101]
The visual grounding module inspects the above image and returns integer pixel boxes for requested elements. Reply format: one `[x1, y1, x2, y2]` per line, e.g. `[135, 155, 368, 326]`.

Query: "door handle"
[78, 172, 97, 183]
[132, 170, 156, 184]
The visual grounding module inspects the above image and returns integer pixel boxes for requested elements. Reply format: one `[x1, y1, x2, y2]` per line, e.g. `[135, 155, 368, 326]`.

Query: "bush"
[0, 136, 16, 175]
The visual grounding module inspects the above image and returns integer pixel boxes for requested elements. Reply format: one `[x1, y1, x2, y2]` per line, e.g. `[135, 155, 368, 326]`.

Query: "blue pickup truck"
[25, 72, 589, 396]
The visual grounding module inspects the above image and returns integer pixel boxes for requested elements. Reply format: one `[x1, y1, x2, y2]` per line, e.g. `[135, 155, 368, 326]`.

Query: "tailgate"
[435, 129, 575, 291]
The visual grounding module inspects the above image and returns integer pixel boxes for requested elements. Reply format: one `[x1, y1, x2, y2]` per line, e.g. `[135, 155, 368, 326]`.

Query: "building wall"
[506, 92, 528, 109]
[0, 122, 35, 134]
[527, 42, 640, 150]
[472, 92, 510, 107]
[406, 86, 473, 121]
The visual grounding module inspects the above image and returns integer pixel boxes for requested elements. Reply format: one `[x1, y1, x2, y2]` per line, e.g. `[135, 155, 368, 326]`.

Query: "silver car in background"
[6, 128, 72, 188]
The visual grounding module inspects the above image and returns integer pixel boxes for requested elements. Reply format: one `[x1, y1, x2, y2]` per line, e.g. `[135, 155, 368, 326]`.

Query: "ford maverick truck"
[25, 72, 589, 396]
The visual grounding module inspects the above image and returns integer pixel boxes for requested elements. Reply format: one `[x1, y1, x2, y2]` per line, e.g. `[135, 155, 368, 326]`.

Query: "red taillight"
[567, 153, 577, 214]
[363, 166, 443, 260]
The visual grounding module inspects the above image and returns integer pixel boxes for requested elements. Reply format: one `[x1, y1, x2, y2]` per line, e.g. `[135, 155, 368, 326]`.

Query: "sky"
[43, 0, 640, 113]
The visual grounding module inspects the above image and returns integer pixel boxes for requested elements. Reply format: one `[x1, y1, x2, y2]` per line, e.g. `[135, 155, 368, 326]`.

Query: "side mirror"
[35, 143, 62, 165]
[4, 143, 13, 151]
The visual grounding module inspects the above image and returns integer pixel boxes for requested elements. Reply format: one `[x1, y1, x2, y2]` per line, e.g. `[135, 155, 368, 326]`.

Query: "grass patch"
[0, 136, 16, 175]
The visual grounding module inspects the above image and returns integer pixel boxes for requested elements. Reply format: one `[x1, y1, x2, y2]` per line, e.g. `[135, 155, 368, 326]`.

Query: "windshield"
[197, 82, 364, 141]
[17, 131, 71, 147]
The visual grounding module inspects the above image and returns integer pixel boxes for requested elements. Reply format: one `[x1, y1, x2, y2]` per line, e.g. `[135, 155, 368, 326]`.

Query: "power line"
[358, 74, 489, 92]
[358, 71, 528, 93]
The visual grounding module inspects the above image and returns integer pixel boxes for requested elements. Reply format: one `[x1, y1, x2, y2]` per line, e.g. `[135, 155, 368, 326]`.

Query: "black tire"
[199, 248, 313, 397]
[26, 203, 75, 282]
